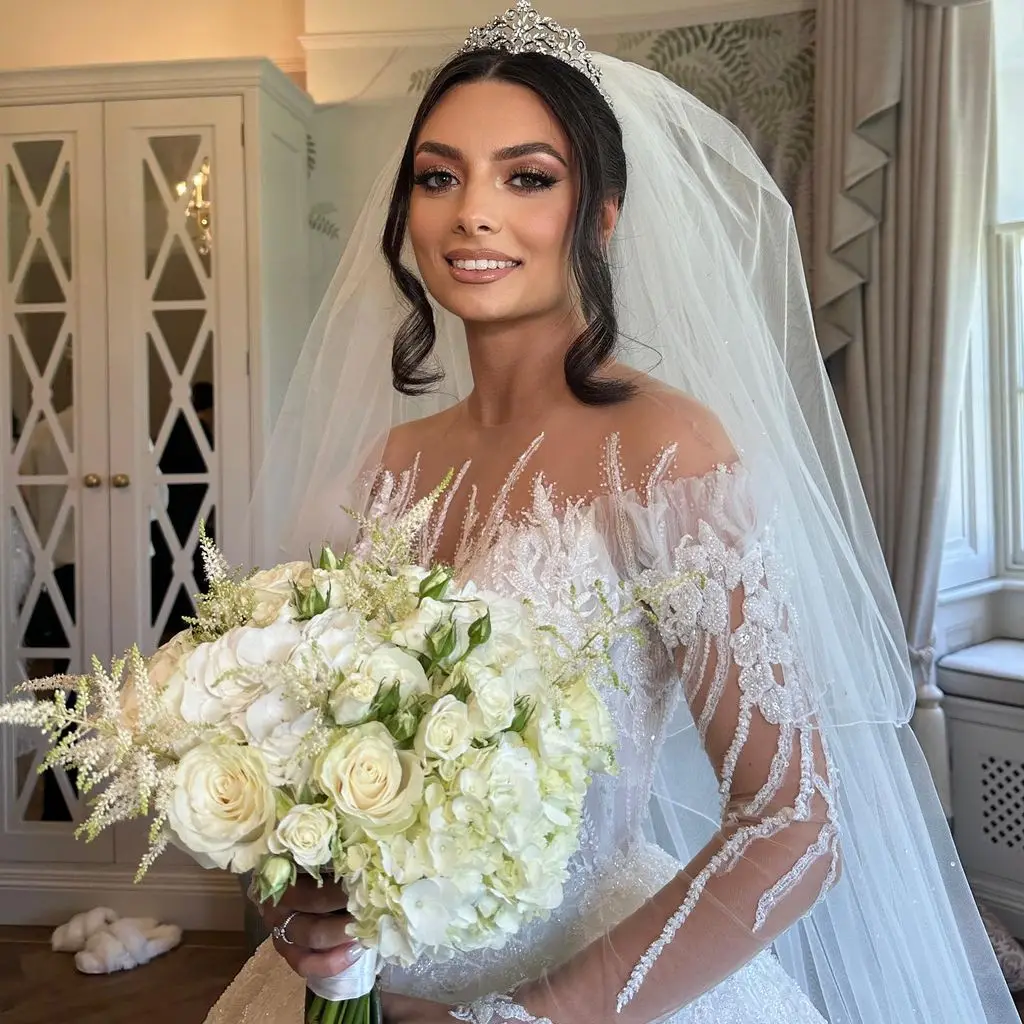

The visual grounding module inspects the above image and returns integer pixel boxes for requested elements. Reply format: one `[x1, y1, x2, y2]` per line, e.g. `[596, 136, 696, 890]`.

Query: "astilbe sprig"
[0, 647, 185, 872]
[183, 521, 257, 644]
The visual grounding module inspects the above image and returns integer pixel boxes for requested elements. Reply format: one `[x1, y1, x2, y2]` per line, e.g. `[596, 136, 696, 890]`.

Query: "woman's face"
[408, 79, 578, 327]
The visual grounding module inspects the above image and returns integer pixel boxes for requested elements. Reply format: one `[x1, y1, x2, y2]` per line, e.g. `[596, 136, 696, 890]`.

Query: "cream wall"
[304, 0, 809, 35]
[0, 0, 305, 72]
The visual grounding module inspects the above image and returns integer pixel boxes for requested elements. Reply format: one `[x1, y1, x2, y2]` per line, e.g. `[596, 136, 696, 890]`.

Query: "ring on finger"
[272, 909, 300, 946]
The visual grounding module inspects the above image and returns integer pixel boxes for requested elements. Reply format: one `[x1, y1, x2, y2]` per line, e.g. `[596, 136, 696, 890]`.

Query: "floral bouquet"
[0, 483, 623, 1024]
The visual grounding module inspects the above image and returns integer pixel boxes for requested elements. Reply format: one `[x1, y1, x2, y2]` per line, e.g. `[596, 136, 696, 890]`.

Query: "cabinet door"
[104, 97, 249, 657]
[102, 98, 249, 868]
[0, 103, 114, 861]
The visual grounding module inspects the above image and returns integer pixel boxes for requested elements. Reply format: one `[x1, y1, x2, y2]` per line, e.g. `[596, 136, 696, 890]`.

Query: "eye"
[508, 168, 558, 192]
[413, 168, 458, 193]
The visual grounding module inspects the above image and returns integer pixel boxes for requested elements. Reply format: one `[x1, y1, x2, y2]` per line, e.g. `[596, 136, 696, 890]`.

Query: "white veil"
[249, 51, 1017, 1024]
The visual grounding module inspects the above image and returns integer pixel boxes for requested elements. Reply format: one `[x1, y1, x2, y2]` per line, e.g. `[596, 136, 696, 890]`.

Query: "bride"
[206, 3, 1018, 1021]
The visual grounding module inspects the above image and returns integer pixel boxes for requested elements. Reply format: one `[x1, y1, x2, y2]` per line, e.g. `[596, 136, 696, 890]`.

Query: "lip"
[444, 249, 521, 285]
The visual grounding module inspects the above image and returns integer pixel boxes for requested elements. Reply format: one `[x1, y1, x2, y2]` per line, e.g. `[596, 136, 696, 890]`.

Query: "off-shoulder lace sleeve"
[452, 466, 840, 1024]
[611, 466, 840, 1010]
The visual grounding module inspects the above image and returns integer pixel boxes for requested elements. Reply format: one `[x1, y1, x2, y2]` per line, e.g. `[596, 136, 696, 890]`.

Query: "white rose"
[249, 561, 310, 625]
[467, 669, 516, 737]
[399, 878, 461, 948]
[329, 671, 380, 726]
[390, 597, 448, 655]
[122, 631, 192, 728]
[316, 721, 423, 833]
[166, 744, 276, 872]
[269, 803, 336, 871]
[249, 561, 310, 595]
[148, 629, 192, 693]
[398, 565, 430, 595]
[244, 686, 317, 786]
[362, 645, 430, 701]
[414, 695, 472, 761]
[527, 704, 579, 766]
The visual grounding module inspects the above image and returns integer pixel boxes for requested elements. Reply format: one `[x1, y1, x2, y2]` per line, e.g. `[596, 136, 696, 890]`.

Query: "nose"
[453, 174, 501, 236]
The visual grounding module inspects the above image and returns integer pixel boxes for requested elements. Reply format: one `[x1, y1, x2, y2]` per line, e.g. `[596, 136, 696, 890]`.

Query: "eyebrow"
[415, 140, 568, 167]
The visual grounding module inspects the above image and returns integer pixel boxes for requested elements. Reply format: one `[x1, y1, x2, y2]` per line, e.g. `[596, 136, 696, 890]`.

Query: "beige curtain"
[815, 0, 994, 809]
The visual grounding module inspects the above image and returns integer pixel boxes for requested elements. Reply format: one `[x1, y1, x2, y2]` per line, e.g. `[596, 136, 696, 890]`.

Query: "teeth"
[451, 259, 517, 270]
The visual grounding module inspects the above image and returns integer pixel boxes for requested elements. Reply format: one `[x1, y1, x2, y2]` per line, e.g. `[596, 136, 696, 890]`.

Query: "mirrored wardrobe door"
[0, 102, 113, 862]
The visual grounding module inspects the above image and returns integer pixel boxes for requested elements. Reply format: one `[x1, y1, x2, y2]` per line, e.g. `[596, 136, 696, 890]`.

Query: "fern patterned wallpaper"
[603, 13, 815, 247]
[306, 10, 815, 307]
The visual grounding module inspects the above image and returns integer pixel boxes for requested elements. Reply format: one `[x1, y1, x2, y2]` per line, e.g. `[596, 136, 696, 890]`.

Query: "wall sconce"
[175, 159, 212, 256]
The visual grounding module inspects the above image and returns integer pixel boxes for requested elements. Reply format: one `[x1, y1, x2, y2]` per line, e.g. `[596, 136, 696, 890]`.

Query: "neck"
[462, 311, 584, 427]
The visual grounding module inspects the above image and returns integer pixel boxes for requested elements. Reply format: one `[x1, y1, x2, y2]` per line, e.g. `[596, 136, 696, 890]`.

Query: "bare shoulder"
[381, 406, 458, 473]
[613, 372, 737, 481]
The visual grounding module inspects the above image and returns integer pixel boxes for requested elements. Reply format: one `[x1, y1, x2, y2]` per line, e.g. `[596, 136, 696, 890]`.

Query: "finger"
[264, 909, 357, 952]
[274, 937, 362, 979]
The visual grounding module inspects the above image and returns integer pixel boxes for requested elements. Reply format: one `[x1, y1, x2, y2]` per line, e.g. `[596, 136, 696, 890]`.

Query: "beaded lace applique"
[366, 433, 839, 1017]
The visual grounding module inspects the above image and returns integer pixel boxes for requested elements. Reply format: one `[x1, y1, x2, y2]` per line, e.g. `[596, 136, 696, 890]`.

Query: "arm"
[453, 515, 841, 1024]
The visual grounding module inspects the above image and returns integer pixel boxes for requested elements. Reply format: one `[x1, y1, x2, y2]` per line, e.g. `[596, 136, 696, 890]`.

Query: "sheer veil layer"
[245, 46, 1017, 1024]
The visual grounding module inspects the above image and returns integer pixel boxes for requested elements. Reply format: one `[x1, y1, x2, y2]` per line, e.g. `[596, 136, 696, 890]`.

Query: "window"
[940, 0, 1023, 594]
[994, 227, 1024, 571]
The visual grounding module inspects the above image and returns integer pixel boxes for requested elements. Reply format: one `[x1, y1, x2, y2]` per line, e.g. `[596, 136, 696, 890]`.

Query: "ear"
[601, 198, 620, 247]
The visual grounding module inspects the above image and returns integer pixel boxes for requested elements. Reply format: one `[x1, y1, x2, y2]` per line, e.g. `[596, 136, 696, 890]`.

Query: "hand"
[380, 992, 454, 1023]
[256, 873, 360, 980]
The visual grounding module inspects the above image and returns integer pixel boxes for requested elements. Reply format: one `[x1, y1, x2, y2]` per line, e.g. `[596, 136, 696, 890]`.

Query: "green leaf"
[418, 566, 451, 601]
[292, 581, 331, 621]
[372, 683, 401, 721]
[275, 789, 297, 819]
[318, 546, 344, 571]
[509, 696, 535, 735]
[434, 624, 458, 662]
[468, 612, 491, 648]
[448, 679, 471, 704]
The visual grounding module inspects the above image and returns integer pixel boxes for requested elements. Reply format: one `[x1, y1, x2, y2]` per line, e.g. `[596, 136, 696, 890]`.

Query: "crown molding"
[273, 55, 308, 77]
[300, 0, 814, 51]
[0, 57, 313, 120]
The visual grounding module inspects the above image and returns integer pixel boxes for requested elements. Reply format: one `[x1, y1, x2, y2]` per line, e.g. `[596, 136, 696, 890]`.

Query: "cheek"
[408, 198, 443, 263]
[521, 196, 575, 263]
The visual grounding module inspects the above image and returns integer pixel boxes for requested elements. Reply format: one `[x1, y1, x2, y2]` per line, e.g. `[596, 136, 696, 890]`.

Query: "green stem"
[306, 994, 327, 1024]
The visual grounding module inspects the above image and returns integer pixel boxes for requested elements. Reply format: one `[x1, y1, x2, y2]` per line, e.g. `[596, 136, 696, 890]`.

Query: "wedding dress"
[217, 4, 1017, 1020]
[206, 444, 831, 1023]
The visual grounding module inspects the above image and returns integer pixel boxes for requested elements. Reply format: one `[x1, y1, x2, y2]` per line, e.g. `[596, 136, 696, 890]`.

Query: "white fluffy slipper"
[50, 909, 183, 973]
[51, 907, 118, 952]
[74, 916, 183, 975]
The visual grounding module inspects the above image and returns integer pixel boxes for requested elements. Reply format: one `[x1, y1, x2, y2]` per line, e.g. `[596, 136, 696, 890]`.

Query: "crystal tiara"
[458, 0, 607, 100]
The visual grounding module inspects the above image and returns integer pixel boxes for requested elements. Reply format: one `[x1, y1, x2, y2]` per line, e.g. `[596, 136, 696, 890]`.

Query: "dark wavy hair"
[382, 49, 633, 405]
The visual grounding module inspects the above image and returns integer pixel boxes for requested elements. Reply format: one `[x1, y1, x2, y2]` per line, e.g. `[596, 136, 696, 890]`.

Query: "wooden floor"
[0, 926, 248, 1024]
[0, 925, 1021, 1022]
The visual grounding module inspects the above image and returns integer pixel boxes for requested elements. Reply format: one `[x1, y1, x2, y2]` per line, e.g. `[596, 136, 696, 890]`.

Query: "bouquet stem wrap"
[304, 949, 380, 1024]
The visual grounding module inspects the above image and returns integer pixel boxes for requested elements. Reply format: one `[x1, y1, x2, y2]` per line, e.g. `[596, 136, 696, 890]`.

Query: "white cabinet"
[0, 60, 311, 927]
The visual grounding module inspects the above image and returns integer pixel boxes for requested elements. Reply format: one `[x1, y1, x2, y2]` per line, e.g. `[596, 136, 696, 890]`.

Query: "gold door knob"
[111, 473, 131, 489]
[83, 473, 102, 488]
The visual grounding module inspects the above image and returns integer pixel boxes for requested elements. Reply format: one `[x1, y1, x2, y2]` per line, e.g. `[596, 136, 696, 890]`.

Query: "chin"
[430, 286, 529, 324]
